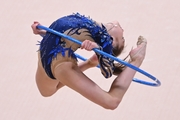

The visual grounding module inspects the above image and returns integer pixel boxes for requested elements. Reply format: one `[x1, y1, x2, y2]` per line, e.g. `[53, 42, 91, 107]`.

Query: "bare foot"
[129, 36, 147, 63]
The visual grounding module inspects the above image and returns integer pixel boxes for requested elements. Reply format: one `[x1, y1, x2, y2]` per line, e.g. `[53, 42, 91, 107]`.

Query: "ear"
[111, 36, 117, 46]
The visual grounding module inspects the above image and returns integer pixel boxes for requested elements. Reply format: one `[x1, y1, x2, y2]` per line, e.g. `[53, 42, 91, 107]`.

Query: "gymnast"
[31, 13, 147, 110]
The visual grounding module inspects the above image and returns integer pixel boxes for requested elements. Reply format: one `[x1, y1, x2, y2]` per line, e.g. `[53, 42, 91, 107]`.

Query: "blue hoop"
[37, 25, 161, 87]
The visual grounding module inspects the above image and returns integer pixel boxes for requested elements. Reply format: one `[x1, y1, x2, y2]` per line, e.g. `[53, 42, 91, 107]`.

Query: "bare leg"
[109, 36, 147, 105]
[35, 29, 95, 97]
[53, 36, 147, 110]
[54, 61, 141, 109]
[36, 59, 64, 97]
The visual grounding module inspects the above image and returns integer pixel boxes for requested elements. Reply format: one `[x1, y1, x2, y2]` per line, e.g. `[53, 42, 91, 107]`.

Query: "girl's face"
[106, 22, 125, 49]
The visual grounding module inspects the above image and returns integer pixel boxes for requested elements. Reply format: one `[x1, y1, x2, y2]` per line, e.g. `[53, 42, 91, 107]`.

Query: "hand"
[81, 40, 99, 51]
[31, 21, 46, 35]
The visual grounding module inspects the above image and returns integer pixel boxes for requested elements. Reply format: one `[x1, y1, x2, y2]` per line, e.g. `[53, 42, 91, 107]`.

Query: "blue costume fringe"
[39, 13, 114, 79]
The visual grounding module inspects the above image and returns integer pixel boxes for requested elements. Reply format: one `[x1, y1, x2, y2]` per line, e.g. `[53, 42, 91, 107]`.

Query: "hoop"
[37, 25, 161, 87]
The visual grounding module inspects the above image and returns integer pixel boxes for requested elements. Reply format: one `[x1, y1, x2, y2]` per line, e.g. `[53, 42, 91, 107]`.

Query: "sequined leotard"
[39, 13, 115, 79]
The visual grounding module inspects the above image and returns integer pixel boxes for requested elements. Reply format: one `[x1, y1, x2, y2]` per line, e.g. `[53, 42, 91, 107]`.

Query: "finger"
[81, 43, 84, 49]
[34, 21, 40, 25]
[88, 41, 95, 50]
[88, 42, 94, 50]
[81, 41, 86, 49]
[89, 44, 94, 50]
[84, 40, 89, 49]
[88, 43, 96, 50]
[86, 41, 91, 50]
[86, 44, 90, 50]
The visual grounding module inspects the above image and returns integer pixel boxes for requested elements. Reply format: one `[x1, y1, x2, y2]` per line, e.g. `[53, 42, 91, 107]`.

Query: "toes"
[137, 36, 147, 46]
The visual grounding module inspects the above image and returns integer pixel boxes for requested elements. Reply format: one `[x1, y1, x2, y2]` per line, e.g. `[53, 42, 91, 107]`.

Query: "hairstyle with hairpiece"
[112, 45, 130, 75]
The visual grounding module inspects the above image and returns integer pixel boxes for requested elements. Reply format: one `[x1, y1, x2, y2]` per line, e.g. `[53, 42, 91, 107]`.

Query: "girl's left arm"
[78, 54, 99, 72]
[31, 21, 46, 36]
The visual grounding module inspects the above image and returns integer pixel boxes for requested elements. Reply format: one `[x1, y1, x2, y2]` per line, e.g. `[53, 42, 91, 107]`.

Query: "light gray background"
[0, 0, 179, 120]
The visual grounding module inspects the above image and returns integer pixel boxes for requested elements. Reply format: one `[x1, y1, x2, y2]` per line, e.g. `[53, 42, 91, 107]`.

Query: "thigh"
[36, 56, 64, 96]
[54, 62, 114, 107]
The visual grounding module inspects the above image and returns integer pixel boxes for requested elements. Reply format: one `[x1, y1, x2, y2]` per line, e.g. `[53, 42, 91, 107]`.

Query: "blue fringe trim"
[38, 13, 114, 79]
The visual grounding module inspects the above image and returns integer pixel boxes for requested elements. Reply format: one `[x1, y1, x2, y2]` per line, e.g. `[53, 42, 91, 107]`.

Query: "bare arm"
[79, 40, 114, 78]
[78, 54, 99, 71]
[78, 40, 99, 71]
[54, 42, 146, 109]
[32, 22, 98, 72]
[54, 36, 147, 109]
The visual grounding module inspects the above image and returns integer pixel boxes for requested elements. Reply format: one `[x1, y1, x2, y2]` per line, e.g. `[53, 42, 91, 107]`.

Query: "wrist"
[39, 30, 46, 35]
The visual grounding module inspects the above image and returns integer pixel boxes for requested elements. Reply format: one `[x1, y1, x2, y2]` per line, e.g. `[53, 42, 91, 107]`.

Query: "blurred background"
[0, 0, 179, 120]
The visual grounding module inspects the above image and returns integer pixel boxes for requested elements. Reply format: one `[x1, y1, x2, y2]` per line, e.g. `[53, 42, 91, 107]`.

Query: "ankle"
[130, 59, 144, 67]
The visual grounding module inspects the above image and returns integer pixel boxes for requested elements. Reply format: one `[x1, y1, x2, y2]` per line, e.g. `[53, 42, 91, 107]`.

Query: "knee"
[103, 98, 122, 110]
[39, 90, 56, 97]
[36, 85, 57, 97]
[41, 93, 52, 97]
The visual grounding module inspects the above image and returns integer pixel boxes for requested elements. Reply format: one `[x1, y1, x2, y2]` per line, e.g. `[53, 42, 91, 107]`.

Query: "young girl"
[31, 13, 147, 110]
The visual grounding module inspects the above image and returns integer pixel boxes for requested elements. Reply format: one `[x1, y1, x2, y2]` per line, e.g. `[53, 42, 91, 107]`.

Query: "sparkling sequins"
[39, 13, 114, 79]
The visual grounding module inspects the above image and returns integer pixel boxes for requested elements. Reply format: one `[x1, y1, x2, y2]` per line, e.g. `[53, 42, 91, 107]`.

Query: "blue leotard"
[39, 13, 114, 79]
